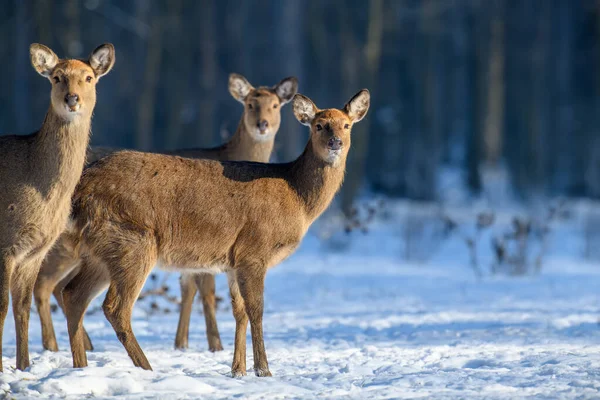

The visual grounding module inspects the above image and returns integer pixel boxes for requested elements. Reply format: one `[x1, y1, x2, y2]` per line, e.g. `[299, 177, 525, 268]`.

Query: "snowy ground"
[0, 203, 599, 399]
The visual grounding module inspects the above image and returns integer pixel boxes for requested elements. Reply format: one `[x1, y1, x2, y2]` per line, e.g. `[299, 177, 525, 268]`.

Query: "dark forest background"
[1, 0, 600, 211]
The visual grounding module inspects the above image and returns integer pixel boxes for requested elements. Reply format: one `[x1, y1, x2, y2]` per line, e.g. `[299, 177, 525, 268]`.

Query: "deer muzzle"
[327, 137, 343, 151]
[65, 93, 79, 110]
[257, 120, 269, 133]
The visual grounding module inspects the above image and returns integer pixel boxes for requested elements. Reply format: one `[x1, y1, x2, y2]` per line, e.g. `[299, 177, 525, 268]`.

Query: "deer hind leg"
[0, 254, 15, 372]
[12, 254, 47, 371]
[63, 258, 109, 368]
[174, 274, 197, 350]
[34, 246, 80, 352]
[53, 267, 94, 351]
[102, 242, 156, 371]
[237, 266, 270, 377]
[228, 270, 248, 377]
[195, 273, 223, 352]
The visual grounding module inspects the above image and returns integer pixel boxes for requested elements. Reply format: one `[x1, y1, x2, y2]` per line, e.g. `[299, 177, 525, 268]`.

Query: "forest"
[0, 2, 599, 398]
[2, 0, 599, 213]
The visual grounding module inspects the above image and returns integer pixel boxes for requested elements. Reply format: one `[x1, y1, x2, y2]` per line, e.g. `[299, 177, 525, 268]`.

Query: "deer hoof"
[254, 368, 272, 377]
[209, 343, 224, 352]
[231, 368, 247, 378]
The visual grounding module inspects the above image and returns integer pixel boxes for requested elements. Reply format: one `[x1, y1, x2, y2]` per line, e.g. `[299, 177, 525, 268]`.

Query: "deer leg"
[174, 274, 197, 349]
[195, 273, 223, 352]
[102, 248, 155, 371]
[228, 271, 248, 377]
[12, 255, 45, 371]
[34, 270, 61, 352]
[34, 250, 78, 352]
[0, 255, 15, 372]
[63, 259, 109, 368]
[237, 267, 270, 377]
[53, 267, 94, 351]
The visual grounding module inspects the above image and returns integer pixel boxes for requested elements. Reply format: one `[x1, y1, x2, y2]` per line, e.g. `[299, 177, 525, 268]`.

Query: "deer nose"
[65, 94, 79, 107]
[328, 137, 343, 150]
[257, 120, 269, 132]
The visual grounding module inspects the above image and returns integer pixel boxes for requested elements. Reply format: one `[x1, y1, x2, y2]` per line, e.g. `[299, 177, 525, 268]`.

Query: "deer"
[0, 43, 114, 371]
[33, 74, 298, 354]
[61, 89, 369, 376]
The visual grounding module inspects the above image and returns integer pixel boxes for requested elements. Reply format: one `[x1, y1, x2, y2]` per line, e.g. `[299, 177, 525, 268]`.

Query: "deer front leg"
[195, 273, 223, 352]
[228, 271, 248, 377]
[237, 267, 270, 377]
[12, 256, 45, 371]
[175, 274, 197, 349]
[34, 255, 78, 352]
[0, 255, 15, 372]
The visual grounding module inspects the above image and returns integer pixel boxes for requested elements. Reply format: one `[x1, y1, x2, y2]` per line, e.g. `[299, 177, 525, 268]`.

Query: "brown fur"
[33, 74, 298, 354]
[62, 90, 369, 376]
[0, 43, 114, 371]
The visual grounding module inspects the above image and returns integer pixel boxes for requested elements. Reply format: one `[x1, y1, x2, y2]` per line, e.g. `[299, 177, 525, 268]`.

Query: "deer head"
[30, 43, 115, 121]
[228, 73, 298, 142]
[293, 89, 370, 166]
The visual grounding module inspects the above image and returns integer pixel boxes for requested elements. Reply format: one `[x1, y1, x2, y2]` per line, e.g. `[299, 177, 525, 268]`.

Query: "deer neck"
[33, 109, 91, 199]
[222, 119, 275, 162]
[289, 139, 347, 222]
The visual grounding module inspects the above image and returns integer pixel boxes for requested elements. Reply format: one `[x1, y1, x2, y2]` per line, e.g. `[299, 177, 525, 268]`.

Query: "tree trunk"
[585, 0, 600, 197]
[194, 0, 217, 148]
[414, 0, 441, 201]
[14, 0, 28, 132]
[448, 3, 469, 168]
[136, 12, 163, 151]
[340, 0, 384, 214]
[482, 0, 504, 167]
[277, 0, 305, 161]
[164, 0, 187, 150]
[527, 1, 551, 194]
[466, 2, 489, 194]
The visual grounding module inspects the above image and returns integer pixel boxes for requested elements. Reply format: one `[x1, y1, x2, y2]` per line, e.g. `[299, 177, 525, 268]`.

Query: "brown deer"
[62, 89, 369, 376]
[0, 43, 114, 371]
[33, 74, 298, 354]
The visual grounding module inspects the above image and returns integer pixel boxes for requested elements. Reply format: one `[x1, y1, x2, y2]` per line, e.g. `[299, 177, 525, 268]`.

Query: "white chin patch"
[252, 129, 273, 142]
[63, 104, 82, 116]
[325, 149, 342, 165]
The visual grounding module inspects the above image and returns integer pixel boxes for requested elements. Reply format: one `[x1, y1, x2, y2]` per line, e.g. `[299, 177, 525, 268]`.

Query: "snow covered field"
[0, 203, 599, 399]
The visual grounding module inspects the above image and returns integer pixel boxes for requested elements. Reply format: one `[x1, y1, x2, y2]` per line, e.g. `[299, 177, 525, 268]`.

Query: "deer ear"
[293, 94, 318, 126]
[344, 89, 370, 123]
[30, 44, 59, 78]
[274, 76, 298, 105]
[229, 73, 254, 103]
[89, 43, 115, 78]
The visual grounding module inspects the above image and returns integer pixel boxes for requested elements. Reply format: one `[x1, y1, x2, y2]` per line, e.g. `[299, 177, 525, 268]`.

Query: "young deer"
[63, 89, 369, 376]
[0, 43, 114, 371]
[33, 74, 298, 354]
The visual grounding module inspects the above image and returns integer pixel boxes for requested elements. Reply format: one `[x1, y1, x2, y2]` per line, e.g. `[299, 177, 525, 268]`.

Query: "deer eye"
[53, 76, 60, 84]
[273, 104, 278, 109]
[86, 76, 93, 83]
[316, 124, 323, 131]
[344, 123, 349, 129]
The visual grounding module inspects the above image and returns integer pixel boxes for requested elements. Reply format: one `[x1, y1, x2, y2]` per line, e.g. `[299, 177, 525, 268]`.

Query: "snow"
[0, 202, 599, 399]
